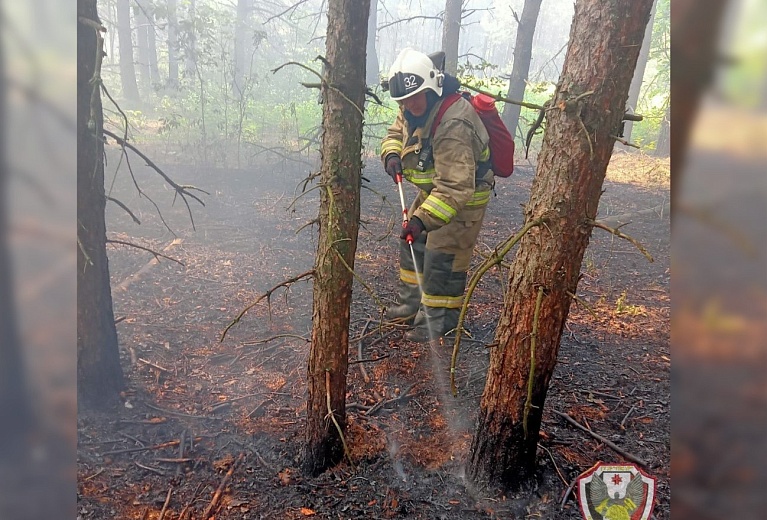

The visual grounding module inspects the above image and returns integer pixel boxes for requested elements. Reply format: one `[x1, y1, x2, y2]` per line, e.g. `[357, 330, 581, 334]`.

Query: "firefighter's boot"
[385, 281, 420, 324]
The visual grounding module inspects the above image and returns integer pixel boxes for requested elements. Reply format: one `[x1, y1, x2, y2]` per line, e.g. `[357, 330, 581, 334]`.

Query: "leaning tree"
[467, 0, 656, 490]
[303, 0, 370, 475]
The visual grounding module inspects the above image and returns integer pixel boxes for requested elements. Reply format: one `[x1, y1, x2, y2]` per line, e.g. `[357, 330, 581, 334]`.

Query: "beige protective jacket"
[381, 96, 493, 231]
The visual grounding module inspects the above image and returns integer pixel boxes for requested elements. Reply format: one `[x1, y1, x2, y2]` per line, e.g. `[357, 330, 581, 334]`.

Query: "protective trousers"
[396, 190, 489, 339]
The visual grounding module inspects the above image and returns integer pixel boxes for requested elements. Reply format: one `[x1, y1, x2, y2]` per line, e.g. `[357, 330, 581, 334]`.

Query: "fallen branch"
[451, 217, 548, 396]
[365, 383, 417, 417]
[588, 219, 654, 262]
[220, 270, 315, 342]
[102, 437, 203, 456]
[107, 239, 184, 266]
[523, 286, 545, 439]
[201, 452, 245, 520]
[552, 410, 648, 468]
[357, 319, 373, 383]
[325, 371, 354, 468]
[137, 357, 170, 373]
[158, 487, 173, 520]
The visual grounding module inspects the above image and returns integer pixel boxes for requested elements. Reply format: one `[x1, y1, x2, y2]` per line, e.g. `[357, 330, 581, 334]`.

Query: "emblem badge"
[576, 462, 656, 520]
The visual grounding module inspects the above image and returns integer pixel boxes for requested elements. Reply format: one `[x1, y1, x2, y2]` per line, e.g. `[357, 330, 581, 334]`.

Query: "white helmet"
[387, 48, 444, 101]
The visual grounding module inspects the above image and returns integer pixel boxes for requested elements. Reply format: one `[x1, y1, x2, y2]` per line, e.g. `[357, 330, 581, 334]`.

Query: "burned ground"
[77, 149, 670, 519]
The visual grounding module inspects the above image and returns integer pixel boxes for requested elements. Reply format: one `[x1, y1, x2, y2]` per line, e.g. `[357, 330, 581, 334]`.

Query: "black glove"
[400, 216, 424, 243]
[384, 153, 403, 183]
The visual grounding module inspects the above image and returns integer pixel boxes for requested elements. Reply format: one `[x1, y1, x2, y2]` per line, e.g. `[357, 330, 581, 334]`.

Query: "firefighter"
[381, 48, 493, 343]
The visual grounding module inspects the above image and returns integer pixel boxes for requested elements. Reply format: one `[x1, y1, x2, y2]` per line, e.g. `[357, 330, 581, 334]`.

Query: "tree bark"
[78, 0, 125, 410]
[467, 0, 655, 491]
[500, 0, 543, 139]
[365, 0, 379, 86]
[441, 0, 462, 75]
[622, 0, 658, 143]
[303, 0, 369, 476]
[116, 0, 140, 102]
[167, 0, 179, 88]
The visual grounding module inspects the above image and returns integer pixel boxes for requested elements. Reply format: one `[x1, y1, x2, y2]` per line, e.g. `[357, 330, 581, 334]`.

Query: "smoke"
[672, 0, 767, 518]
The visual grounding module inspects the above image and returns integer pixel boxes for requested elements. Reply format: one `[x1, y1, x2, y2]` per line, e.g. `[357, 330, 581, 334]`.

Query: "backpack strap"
[429, 93, 463, 139]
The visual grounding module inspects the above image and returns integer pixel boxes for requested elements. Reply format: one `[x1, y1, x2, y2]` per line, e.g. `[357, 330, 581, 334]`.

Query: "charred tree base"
[467, 416, 540, 492]
[302, 439, 345, 477]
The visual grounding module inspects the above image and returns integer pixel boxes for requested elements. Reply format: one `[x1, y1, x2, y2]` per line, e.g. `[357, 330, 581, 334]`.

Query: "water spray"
[395, 174, 424, 296]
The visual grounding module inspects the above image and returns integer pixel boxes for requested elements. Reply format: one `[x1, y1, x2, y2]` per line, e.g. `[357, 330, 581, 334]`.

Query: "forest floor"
[77, 149, 670, 519]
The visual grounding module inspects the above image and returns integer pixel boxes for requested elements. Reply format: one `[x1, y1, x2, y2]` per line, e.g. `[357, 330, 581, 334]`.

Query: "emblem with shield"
[576, 462, 656, 520]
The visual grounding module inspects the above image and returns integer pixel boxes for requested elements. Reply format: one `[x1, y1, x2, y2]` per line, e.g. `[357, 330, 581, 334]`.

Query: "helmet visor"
[388, 71, 425, 100]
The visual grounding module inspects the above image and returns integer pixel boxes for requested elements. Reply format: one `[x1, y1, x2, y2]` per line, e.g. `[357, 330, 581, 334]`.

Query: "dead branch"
[102, 437, 203, 457]
[566, 290, 599, 320]
[357, 319, 373, 383]
[523, 286, 545, 439]
[377, 15, 443, 31]
[272, 61, 364, 117]
[552, 410, 648, 468]
[107, 238, 184, 266]
[612, 134, 641, 148]
[596, 202, 670, 228]
[538, 442, 568, 486]
[325, 371, 354, 467]
[114, 238, 183, 292]
[103, 128, 208, 229]
[137, 357, 170, 373]
[588, 219, 654, 262]
[220, 270, 315, 342]
[201, 452, 245, 520]
[451, 217, 548, 396]
[106, 196, 141, 224]
[158, 487, 173, 520]
[365, 383, 417, 417]
[264, 0, 312, 23]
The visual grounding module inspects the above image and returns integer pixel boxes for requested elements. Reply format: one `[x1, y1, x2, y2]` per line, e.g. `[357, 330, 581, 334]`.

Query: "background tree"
[303, 0, 370, 475]
[622, 0, 657, 143]
[134, 0, 153, 93]
[116, 0, 140, 103]
[233, 0, 252, 93]
[442, 0, 462, 74]
[500, 0, 543, 139]
[0, 4, 32, 454]
[166, 0, 180, 89]
[78, 0, 125, 409]
[365, 0, 379, 86]
[467, 0, 655, 490]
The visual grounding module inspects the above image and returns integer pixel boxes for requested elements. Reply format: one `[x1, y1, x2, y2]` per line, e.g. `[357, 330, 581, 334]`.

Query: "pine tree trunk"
[134, 1, 152, 93]
[233, 0, 251, 93]
[167, 0, 179, 89]
[654, 103, 670, 157]
[500, 0, 543, 139]
[622, 0, 657, 144]
[365, 0, 379, 86]
[441, 0, 462, 75]
[303, 0, 369, 476]
[116, 0, 140, 102]
[467, 0, 655, 491]
[78, 0, 125, 410]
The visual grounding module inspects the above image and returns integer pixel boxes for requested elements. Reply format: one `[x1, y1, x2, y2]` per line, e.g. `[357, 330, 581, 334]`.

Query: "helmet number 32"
[403, 74, 419, 90]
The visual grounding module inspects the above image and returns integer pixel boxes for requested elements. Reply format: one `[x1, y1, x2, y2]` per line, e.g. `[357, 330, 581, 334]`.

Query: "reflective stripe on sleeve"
[403, 168, 435, 187]
[465, 189, 492, 207]
[421, 195, 457, 223]
[381, 138, 403, 157]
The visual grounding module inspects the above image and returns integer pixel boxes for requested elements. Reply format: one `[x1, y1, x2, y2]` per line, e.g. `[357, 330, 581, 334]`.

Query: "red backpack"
[430, 92, 515, 178]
